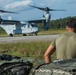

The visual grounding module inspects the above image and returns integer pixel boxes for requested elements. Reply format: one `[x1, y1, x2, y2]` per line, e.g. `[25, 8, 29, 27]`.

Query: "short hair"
[66, 18, 76, 28]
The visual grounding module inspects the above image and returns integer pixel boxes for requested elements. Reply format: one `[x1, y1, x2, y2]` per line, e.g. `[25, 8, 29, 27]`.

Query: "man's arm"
[44, 44, 56, 63]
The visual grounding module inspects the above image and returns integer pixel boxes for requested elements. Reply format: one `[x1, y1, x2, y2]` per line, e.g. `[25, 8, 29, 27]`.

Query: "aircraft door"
[23, 24, 32, 34]
[13, 24, 22, 34]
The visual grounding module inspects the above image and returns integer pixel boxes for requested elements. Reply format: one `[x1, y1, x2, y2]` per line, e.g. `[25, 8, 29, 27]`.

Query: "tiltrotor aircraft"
[0, 6, 65, 37]
[0, 9, 40, 37]
[0, 18, 39, 37]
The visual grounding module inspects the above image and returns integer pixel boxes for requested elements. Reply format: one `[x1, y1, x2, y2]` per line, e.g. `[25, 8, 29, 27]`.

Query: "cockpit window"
[31, 24, 37, 27]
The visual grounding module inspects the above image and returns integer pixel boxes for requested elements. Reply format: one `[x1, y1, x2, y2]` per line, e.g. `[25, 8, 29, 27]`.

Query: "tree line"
[38, 16, 76, 30]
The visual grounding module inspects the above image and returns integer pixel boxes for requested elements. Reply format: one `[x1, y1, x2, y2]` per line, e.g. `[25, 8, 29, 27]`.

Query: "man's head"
[66, 18, 76, 32]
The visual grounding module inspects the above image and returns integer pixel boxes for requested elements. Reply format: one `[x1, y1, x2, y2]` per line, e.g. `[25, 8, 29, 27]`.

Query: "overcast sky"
[0, 0, 76, 21]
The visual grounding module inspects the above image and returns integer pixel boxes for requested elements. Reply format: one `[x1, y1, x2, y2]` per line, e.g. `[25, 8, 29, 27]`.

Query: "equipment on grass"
[30, 59, 76, 75]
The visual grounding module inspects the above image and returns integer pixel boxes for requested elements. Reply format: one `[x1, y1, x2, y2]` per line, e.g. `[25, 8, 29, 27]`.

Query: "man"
[44, 18, 76, 63]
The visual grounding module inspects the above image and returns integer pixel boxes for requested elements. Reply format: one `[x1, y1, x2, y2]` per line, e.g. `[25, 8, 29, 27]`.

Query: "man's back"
[44, 18, 76, 63]
[56, 32, 76, 60]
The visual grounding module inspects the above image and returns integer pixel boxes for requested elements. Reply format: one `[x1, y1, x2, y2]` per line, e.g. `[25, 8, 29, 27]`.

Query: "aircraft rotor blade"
[0, 10, 18, 14]
[29, 5, 46, 11]
[49, 9, 66, 11]
[29, 5, 66, 11]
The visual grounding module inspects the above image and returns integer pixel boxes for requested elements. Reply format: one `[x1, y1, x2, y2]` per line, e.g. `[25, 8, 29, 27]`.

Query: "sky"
[0, 0, 76, 21]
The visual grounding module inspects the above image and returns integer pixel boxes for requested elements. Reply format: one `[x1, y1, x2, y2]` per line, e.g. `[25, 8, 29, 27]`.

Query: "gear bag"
[0, 60, 33, 75]
[30, 59, 76, 75]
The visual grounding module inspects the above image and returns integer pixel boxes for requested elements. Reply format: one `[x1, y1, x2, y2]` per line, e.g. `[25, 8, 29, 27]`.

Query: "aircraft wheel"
[35, 33, 37, 36]
[23, 34, 27, 36]
[9, 34, 13, 37]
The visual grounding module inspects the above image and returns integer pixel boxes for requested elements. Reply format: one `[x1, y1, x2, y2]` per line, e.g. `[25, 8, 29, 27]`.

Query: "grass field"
[38, 29, 66, 35]
[0, 41, 56, 61]
[0, 41, 56, 67]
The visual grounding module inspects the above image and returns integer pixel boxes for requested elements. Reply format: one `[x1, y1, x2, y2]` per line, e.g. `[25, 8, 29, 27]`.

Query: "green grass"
[0, 41, 56, 61]
[38, 29, 66, 35]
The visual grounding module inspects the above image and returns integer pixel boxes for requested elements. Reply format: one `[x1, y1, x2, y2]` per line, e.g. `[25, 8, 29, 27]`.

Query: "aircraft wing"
[0, 19, 20, 25]
[27, 19, 46, 23]
[0, 18, 46, 25]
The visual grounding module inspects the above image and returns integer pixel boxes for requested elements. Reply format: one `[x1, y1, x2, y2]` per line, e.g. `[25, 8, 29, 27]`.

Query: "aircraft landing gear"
[23, 34, 27, 36]
[35, 33, 37, 36]
[9, 34, 13, 37]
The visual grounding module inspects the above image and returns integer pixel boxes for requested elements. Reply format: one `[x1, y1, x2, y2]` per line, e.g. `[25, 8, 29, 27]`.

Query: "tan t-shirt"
[51, 32, 76, 60]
